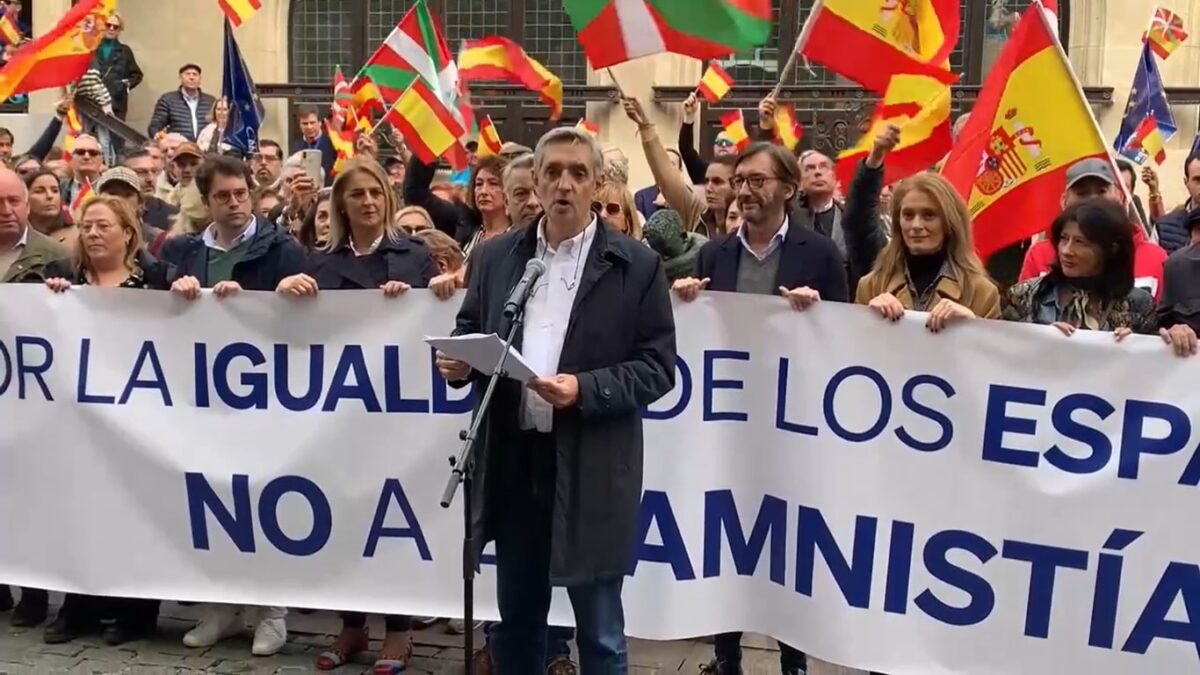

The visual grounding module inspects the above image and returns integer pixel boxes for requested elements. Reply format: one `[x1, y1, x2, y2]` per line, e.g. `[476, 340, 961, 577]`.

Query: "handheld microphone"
[503, 258, 547, 320]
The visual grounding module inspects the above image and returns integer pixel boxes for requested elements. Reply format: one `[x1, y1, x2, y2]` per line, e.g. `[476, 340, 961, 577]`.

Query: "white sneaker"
[182, 605, 243, 648]
[251, 616, 287, 656]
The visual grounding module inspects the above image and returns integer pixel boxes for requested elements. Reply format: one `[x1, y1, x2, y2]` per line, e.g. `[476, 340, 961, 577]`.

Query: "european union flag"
[222, 19, 264, 155]
[1114, 41, 1176, 157]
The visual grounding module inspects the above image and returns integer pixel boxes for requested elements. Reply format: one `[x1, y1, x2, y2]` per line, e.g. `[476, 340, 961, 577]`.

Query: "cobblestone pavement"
[0, 598, 798, 674]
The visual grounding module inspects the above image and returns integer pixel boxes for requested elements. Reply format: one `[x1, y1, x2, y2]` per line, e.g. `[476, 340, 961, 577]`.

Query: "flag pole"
[772, 0, 822, 100]
[606, 67, 629, 99]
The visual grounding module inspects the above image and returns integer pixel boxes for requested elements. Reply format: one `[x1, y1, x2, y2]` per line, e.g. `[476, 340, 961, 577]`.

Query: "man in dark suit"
[436, 126, 676, 673]
[675, 141, 848, 310]
[289, 105, 335, 186]
[671, 143, 848, 675]
[634, 147, 683, 220]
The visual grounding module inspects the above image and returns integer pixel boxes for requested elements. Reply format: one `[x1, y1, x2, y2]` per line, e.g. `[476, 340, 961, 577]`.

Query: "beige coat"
[855, 264, 1002, 319]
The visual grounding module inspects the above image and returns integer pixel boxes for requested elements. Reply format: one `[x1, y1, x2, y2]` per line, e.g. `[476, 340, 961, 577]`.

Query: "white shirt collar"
[535, 214, 598, 258]
[738, 216, 789, 262]
[202, 216, 258, 252]
[15, 224, 28, 248]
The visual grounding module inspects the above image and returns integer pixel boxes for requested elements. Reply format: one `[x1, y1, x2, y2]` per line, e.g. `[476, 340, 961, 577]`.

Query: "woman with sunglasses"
[276, 158, 438, 672]
[595, 180, 642, 240]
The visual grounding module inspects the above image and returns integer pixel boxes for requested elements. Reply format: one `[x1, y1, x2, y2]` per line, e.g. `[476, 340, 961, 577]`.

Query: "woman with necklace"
[857, 173, 1000, 330]
[41, 196, 168, 646]
[1003, 200, 1178, 346]
[275, 158, 438, 671]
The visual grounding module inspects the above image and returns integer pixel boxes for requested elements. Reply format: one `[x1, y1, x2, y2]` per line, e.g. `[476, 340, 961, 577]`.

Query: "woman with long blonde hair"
[855, 173, 1000, 331]
[275, 157, 438, 670]
[595, 179, 643, 240]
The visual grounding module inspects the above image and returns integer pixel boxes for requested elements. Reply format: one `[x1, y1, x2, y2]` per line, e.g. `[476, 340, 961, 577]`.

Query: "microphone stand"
[440, 306, 527, 673]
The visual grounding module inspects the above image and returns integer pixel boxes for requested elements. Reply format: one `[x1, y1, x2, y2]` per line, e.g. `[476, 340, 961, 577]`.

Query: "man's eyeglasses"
[74, 149, 101, 158]
[714, 139, 736, 148]
[592, 201, 622, 217]
[212, 188, 251, 205]
[731, 175, 780, 191]
[105, 22, 121, 30]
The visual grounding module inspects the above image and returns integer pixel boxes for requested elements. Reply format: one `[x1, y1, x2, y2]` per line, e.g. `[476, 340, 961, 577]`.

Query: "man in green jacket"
[0, 168, 68, 284]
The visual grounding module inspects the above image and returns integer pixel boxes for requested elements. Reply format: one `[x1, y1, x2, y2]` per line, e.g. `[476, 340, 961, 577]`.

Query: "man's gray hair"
[533, 127, 604, 177]
[501, 153, 535, 187]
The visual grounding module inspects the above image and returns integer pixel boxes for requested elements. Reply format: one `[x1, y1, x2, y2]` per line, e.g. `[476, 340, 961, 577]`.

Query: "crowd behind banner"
[2, 4, 1200, 674]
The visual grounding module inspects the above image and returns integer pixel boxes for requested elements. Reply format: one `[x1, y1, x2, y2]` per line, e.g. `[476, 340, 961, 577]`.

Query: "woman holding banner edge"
[40, 196, 170, 646]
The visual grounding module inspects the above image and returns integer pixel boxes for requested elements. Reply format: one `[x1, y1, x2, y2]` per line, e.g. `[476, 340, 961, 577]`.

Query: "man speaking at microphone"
[436, 126, 676, 673]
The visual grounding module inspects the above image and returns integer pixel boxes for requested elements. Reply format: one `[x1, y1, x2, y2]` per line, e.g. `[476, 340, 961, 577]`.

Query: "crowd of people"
[1, 23, 1200, 670]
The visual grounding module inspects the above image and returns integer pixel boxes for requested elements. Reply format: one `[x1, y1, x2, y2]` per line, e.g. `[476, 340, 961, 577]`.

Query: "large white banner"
[1, 285, 1198, 674]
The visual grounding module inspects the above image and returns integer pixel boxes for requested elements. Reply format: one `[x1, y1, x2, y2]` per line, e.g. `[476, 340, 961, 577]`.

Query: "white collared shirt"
[182, 89, 201, 138]
[738, 216, 789, 262]
[520, 216, 598, 433]
[202, 217, 258, 252]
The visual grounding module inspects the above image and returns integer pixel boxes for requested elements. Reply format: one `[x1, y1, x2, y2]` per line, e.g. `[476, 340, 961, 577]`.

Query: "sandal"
[316, 625, 369, 670]
[373, 631, 414, 674]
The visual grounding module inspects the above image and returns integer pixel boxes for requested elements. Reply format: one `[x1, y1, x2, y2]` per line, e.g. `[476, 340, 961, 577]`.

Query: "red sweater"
[1018, 224, 1167, 301]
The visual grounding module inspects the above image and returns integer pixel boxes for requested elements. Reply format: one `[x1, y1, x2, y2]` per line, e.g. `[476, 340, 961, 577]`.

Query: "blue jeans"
[484, 622, 573, 663]
[489, 435, 627, 674]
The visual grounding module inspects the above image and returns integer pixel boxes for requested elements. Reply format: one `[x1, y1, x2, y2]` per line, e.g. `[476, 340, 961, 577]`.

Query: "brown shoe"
[546, 656, 578, 675]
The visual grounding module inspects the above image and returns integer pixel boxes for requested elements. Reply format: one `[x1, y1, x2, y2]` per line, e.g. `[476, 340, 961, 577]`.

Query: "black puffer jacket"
[148, 89, 216, 142]
[1156, 204, 1193, 255]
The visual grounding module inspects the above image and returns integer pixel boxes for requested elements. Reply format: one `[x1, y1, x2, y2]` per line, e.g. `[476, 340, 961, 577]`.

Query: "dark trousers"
[714, 632, 807, 674]
[340, 612, 411, 633]
[489, 432, 628, 674]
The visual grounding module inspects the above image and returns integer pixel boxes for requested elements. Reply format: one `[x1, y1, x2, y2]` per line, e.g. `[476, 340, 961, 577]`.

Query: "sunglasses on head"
[592, 201, 622, 216]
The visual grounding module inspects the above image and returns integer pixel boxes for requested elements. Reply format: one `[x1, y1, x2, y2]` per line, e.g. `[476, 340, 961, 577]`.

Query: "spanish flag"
[800, 0, 959, 95]
[941, 3, 1115, 259]
[62, 102, 83, 162]
[217, 0, 262, 28]
[0, 15, 21, 45]
[575, 119, 600, 138]
[325, 119, 356, 177]
[383, 79, 466, 166]
[697, 63, 735, 104]
[720, 110, 750, 151]
[70, 179, 94, 220]
[350, 77, 387, 119]
[459, 36, 564, 121]
[836, 74, 951, 189]
[1126, 113, 1168, 166]
[0, 0, 116, 102]
[1143, 7, 1189, 60]
[774, 103, 803, 151]
[477, 115, 503, 158]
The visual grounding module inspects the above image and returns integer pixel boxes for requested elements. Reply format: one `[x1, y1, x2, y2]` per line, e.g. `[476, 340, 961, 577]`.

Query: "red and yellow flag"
[575, 119, 600, 138]
[941, 4, 1114, 260]
[720, 110, 750, 151]
[800, 0, 959, 95]
[0, 15, 22, 45]
[70, 179, 94, 219]
[697, 63, 735, 104]
[383, 79, 466, 166]
[217, 0, 262, 27]
[459, 36, 564, 120]
[349, 76, 387, 120]
[774, 103, 804, 151]
[324, 119, 356, 177]
[62, 102, 83, 162]
[837, 74, 951, 189]
[477, 115, 503, 158]
[0, 0, 116, 101]
[1127, 113, 1168, 166]
[1143, 7, 1189, 60]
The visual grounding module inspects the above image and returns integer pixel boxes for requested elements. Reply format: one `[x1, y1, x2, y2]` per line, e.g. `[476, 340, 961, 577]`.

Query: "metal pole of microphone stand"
[440, 310, 526, 673]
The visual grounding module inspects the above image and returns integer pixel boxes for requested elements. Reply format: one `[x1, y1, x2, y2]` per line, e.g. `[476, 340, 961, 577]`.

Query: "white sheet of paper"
[425, 333, 542, 382]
